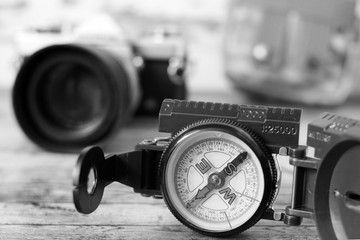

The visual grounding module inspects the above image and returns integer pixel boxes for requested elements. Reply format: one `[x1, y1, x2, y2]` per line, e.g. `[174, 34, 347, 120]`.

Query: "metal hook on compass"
[72, 143, 161, 214]
[73, 146, 107, 214]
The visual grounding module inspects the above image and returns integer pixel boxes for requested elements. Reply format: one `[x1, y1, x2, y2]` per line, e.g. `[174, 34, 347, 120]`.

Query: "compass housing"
[159, 119, 277, 236]
[72, 99, 360, 239]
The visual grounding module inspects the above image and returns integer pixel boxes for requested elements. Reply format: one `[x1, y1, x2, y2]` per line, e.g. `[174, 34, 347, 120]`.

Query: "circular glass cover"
[163, 129, 265, 233]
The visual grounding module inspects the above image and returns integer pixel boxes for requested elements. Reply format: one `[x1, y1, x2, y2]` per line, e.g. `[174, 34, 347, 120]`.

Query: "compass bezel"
[159, 119, 276, 237]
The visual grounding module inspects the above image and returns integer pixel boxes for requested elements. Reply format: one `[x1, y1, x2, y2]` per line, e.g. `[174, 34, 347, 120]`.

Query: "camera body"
[12, 17, 187, 151]
[73, 99, 360, 239]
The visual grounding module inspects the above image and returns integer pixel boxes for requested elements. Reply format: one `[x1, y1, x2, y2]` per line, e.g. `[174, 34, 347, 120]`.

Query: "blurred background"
[1, 0, 360, 157]
[0, 0, 229, 92]
[0, 0, 234, 153]
[1, 0, 360, 105]
[1, 0, 360, 200]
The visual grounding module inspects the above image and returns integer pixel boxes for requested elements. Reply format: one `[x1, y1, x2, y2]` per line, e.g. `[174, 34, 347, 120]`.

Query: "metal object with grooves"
[159, 99, 302, 152]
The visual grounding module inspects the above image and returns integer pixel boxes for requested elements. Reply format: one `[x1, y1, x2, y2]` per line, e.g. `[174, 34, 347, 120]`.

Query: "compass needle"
[187, 151, 247, 209]
[186, 186, 211, 209]
[196, 186, 210, 199]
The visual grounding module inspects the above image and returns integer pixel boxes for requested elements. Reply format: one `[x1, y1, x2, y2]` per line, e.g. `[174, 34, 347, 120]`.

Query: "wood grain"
[0, 225, 319, 240]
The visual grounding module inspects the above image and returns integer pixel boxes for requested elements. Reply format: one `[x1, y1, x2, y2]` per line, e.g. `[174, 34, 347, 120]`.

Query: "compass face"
[161, 125, 271, 235]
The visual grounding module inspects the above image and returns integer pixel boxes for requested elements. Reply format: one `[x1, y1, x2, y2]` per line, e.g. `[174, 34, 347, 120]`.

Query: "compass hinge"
[132, 137, 171, 198]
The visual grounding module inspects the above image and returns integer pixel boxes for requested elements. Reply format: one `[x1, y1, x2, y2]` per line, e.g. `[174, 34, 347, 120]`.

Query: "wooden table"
[1, 87, 360, 240]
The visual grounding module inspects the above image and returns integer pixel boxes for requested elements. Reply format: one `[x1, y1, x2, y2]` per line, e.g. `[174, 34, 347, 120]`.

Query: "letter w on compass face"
[187, 151, 248, 208]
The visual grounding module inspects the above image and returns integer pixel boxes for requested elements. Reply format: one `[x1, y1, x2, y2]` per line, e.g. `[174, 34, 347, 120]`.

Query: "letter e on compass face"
[195, 158, 211, 174]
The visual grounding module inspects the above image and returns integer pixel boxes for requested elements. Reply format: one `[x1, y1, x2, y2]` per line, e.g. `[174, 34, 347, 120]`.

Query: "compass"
[72, 99, 360, 239]
[159, 119, 277, 236]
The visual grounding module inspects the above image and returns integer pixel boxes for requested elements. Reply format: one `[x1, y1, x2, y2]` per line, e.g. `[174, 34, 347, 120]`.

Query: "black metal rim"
[159, 119, 276, 237]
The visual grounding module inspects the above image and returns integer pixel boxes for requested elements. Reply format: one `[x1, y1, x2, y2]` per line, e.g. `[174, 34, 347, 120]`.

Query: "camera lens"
[13, 44, 139, 151]
[41, 62, 105, 130]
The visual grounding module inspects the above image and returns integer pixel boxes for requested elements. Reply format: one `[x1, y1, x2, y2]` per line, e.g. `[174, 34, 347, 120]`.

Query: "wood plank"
[0, 202, 319, 239]
[0, 225, 319, 240]
[0, 202, 315, 227]
[0, 203, 176, 226]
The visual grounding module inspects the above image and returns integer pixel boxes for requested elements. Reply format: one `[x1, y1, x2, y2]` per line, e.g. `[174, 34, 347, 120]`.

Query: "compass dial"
[160, 119, 276, 236]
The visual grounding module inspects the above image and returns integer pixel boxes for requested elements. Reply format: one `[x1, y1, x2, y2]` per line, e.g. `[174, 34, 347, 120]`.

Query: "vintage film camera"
[73, 99, 360, 239]
[12, 16, 187, 152]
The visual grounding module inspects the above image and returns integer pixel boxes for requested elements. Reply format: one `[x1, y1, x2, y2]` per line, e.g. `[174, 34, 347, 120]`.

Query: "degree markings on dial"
[224, 211, 233, 230]
[241, 193, 260, 203]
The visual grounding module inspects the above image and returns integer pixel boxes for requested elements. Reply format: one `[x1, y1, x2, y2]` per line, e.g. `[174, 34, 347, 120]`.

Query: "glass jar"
[223, 0, 357, 105]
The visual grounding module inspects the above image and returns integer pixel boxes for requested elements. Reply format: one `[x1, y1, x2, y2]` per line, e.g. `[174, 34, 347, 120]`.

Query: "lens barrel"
[13, 44, 138, 152]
